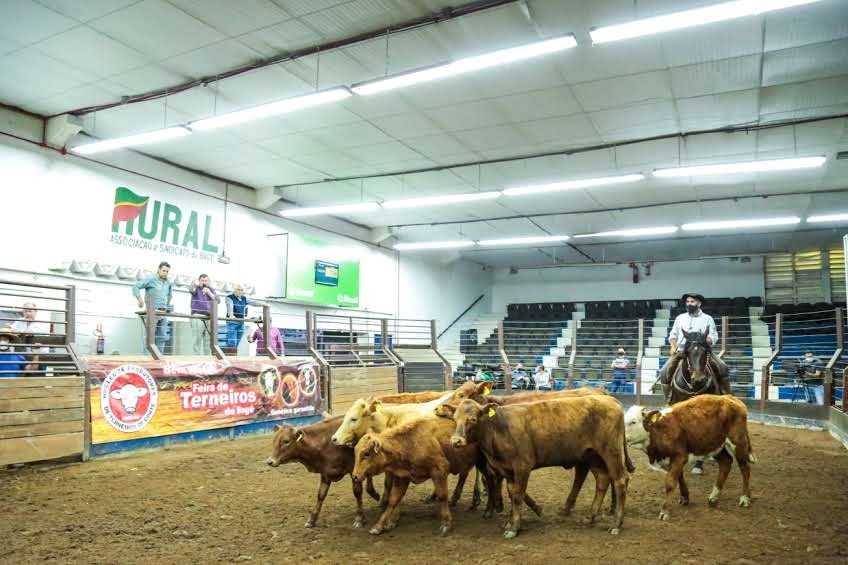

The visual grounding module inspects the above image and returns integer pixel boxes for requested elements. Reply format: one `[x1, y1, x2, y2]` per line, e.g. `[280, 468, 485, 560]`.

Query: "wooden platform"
[0, 376, 86, 465]
[329, 365, 399, 414]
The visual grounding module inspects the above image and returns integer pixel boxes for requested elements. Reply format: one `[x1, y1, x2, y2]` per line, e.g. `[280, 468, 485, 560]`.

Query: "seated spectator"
[609, 348, 630, 393]
[533, 364, 551, 391]
[511, 363, 530, 389]
[0, 327, 40, 378]
[474, 368, 494, 382]
[247, 323, 285, 356]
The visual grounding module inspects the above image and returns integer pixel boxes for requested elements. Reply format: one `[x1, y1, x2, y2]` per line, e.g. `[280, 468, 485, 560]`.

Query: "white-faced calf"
[624, 395, 757, 521]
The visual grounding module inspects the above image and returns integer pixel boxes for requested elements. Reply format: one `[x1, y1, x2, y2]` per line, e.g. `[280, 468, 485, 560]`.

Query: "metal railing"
[438, 293, 485, 339]
[139, 298, 278, 360]
[451, 306, 847, 408]
[0, 279, 82, 376]
[308, 313, 396, 368]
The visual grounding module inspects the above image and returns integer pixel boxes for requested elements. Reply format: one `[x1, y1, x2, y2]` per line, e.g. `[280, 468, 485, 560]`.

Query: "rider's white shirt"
[668, 311, 718, 347]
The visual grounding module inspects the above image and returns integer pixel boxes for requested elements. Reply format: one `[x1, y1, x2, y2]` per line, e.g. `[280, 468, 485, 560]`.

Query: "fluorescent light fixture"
[479, 235, 571, 246]
[383, 191, 501, 209]
[190, 88, 351, 131]
[590, 0, 824, 44]
[352, 35, 577, 96]
[682, 217, 801, 231]
[653, 156, 826, 177]
[503, 173, 644, 197]
[71, 127, 191, 154]
[394, 240, 475, 251]
[280, 202, 380, 218]
[574, 226, 679, 238]
[807, 213, 848, 223]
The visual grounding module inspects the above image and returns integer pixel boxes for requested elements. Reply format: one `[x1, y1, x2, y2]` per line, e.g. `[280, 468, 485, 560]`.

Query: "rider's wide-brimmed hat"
[681, 293, 706, 304]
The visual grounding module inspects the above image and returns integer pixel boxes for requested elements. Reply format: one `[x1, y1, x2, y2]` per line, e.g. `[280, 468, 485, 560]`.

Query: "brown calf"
[624, 395, 756, 521]
[439, 382, 633, 516]
[352, 416, 496, 536]
[448, 395, 630, 538]
[266, 416, 380, 528]
[377, 390, 447, 404]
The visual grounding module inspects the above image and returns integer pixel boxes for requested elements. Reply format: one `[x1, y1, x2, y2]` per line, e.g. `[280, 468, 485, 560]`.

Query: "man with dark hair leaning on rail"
[133, 261, 173, 353]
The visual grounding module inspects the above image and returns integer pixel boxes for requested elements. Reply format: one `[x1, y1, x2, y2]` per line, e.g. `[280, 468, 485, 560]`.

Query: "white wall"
[492, 258, 765, 311]
[0, 109, 490, 354]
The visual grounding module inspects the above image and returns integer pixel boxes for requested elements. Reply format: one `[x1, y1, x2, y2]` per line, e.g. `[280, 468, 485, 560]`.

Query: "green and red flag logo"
[112, 187, 149, 227]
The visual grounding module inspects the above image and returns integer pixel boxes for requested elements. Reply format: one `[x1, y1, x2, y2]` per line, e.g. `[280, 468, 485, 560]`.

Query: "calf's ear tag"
[487, 407, 496, 418]
[374, 402, 382, 413]
[296, 431, 304, 442]
[482, 386, 491, 396]
[650, 413, 659, 423]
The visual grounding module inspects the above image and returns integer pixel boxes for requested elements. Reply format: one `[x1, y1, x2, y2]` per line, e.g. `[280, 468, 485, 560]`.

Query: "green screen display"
[285, 233, 360, 307]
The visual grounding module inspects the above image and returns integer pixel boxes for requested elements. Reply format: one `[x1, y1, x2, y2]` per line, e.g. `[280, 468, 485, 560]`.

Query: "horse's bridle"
[675, 336, 714, 396]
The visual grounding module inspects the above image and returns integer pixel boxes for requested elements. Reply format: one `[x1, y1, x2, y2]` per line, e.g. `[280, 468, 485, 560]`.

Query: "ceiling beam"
[386, 187, 848, 228]
[50, 0, 522, 118]
[275, 113, 848, 189]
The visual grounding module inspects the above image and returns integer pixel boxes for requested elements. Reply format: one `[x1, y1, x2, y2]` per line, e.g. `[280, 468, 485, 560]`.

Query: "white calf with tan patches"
[624, 395, 756, 521]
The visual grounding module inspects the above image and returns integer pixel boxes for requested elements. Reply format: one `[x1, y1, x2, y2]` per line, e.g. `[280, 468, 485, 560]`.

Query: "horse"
[668, 327, 730, 406]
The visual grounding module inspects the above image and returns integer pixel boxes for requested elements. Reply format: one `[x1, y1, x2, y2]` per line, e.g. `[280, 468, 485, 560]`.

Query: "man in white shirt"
[11, 303, 50, 354]
[658, 293, 726, 401]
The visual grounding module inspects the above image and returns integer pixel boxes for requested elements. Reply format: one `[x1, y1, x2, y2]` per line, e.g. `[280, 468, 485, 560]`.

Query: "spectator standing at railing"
[225, 284, 266, 349]
[534, 364, 551, 391]
[248, 323, 285, 356]
[11, 302, 50, 355]
[132, 261, 173, 352]
[189, 274, 219, 355]
[0, 327, 40, 378]
[609, 348, 630, 393]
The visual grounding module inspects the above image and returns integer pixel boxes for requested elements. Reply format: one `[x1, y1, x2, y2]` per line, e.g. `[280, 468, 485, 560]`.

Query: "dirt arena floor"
[1, 423, 847, 565]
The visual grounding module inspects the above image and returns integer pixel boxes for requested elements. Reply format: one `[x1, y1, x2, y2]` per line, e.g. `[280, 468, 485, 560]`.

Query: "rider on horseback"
[658, 293, 728, 402]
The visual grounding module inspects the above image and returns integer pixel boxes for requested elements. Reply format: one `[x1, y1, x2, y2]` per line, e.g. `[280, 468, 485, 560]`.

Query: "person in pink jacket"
[247, 324, 284, 355]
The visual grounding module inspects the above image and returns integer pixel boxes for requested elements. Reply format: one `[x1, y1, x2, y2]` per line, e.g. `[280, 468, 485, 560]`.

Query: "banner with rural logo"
[87, 358, 321, 444]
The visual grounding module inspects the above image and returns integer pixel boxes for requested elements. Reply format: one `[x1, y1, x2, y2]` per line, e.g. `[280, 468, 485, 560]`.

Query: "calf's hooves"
[368, 527, 383, 536]
[581, 516, 596, 526]
[679, 498, 690, 506]
[708, 497, 719, 507]
[438, 524, 451, 537]
[304, 519, 316, 528]
[559, 507, 572, 516]
[739, 495, 751, 507]
[352, 517, 364, 529]
[608, 527, 621, 535]
[503, 530, 518, 540]
[482, 510, 493, 519]
[658, 511, 670, 521]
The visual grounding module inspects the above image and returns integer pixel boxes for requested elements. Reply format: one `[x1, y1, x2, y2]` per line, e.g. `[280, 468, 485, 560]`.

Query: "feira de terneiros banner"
[109, 186, 222, 263]
[86, 358, 321, 444]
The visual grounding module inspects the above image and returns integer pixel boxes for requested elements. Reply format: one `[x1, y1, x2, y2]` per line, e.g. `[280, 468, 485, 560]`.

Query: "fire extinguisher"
[94, 323, 105, 355]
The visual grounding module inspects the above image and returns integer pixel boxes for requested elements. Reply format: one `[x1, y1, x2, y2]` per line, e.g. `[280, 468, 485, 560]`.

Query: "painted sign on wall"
[87, 358, 321, 445]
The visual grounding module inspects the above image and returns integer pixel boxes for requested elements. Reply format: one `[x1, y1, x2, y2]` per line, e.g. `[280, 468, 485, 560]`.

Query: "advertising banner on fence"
[87, 358, 321, 444]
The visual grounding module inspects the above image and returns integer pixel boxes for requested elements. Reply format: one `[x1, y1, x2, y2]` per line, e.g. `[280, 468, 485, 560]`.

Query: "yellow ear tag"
[650, 413, 659, 423]
[482, 386, 491, 396]
[488, 407, 496, 418]
[374, 402, 382, 413]
[296, 432, 304, 442]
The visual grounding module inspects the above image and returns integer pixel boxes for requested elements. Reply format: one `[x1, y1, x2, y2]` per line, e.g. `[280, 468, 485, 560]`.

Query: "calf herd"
[266, 381, 757, 539]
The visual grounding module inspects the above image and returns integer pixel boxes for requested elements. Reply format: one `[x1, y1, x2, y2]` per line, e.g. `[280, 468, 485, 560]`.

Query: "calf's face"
[624, 405, 651, 446]
[266, 425, 303, 467]
[352, 435, 386, 482]
[449, 399, 491, 447]
[332, 398, 377, 446]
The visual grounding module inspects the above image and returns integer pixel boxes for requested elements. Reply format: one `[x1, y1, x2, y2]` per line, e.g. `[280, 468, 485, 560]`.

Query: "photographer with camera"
[797, 350, 823, 404]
